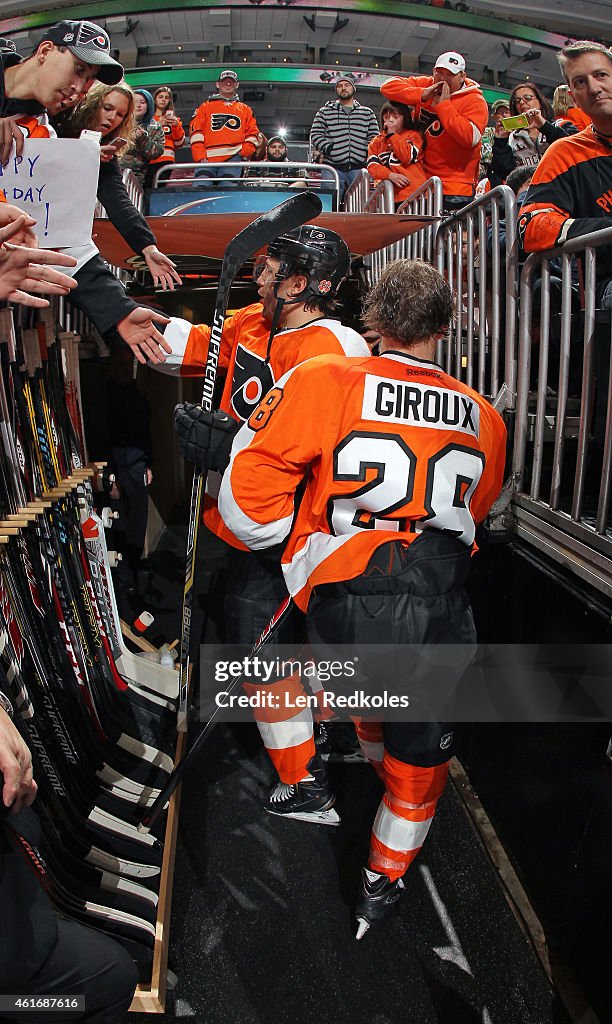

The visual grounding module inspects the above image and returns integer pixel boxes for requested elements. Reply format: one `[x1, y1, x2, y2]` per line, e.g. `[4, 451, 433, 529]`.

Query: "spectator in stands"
[119, 88, 164, 188]
[251, 131, 268, 161]
[367, 100, 426, 206]
[490, 82, 574, 183]
[310, 73, 378, 201]
[480, 98, 510, 182]
[54, 83, 180, 290]
[150, 86, 186, 186]
[552, 83, 592, 131]
[190, 70, 259, 180]
[0, 24, 123, 165]
[0, 23, 172, 364]
[520, 40, 612, 309]
[382, 51, 488, 212]
[245, 135, 306, 185]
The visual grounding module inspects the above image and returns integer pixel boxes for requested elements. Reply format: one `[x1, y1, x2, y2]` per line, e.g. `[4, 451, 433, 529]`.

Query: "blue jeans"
[194, 160, 243, 182]
[336, 167, 361, 203]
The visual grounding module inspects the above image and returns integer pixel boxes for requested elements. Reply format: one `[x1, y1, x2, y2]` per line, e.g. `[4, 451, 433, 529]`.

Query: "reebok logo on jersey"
[211, 113, 241, 132]
[362, 375, 479, 436]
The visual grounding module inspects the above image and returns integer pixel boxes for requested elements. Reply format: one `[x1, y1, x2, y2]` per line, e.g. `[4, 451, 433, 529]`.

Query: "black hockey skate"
[355, 867, 406, 939]
[265, 755, 340, 826]
[316, 721, 366, 764]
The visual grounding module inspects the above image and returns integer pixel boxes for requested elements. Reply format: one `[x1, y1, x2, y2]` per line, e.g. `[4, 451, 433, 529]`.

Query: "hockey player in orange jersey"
[171, 226, 369, 638]
[208, 259, 507, 938]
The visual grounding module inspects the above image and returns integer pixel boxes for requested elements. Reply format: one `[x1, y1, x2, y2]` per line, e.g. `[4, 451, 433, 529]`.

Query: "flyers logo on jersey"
[417, 109, 444, 138]
[211, 113, 242, 132]
[231, 345, 274, 421]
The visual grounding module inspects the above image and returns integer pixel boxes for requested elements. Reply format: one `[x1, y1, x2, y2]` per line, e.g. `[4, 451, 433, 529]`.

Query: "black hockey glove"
[174, 403, 239, 473]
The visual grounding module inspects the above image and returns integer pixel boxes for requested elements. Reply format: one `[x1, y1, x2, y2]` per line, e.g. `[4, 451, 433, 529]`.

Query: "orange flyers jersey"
[218, 350, 507, 610]
[519, 127, 612, 252]
[14, 114, 53, 140]
[151, 114, 186, 163]
[381, 76, 488, 197]
[161, 302, 369, 548]
[367, 130, 427, 201]
[189, 98, 259, 163]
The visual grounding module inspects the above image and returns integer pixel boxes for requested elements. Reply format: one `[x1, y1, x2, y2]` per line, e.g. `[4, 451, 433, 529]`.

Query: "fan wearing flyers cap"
[0, 19, 122, 166]
[190, 68, 260, 180]
[382, 50, 488, 212]
[0, 25, 174, 366]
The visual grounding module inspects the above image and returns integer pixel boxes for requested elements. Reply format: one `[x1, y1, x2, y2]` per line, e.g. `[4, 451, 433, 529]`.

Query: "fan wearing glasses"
[491, 81, 576, 184]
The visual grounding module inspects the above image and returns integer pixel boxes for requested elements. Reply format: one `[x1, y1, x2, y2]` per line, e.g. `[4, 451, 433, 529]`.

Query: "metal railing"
[396, 176, 444, 265]
[342, 169, 373, 213]
[151, 161, 341, 209]
[434, 185, 518, 403]
[510, 224, 612, 598]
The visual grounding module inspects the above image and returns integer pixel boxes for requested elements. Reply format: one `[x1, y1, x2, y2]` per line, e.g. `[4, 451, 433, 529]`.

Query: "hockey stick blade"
[141, 596, 294, 831]
[177, 192, 322, 732]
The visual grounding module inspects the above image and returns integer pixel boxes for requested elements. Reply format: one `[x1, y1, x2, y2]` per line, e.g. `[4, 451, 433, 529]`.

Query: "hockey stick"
[177, 191, 322, 730]
[140, 594, 295, 831]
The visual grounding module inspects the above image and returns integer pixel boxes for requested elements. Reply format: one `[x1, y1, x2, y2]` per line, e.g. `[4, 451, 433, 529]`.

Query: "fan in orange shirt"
[367, 100, 427, 206]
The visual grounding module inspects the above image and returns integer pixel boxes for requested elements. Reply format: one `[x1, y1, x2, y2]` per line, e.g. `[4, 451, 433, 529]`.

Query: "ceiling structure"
[0, 1, 609, 141]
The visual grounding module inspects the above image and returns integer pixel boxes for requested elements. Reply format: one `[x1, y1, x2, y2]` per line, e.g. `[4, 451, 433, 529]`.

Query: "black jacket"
[97, 158, 155, 256]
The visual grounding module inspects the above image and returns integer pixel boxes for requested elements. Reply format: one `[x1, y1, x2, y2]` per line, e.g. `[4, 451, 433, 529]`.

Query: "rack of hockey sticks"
[0, 303, 183, 1011]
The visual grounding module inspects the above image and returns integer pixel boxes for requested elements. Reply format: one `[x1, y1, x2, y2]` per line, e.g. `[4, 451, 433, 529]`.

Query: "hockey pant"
[224, 546, 316, 780]
[263, 534, 476, 878]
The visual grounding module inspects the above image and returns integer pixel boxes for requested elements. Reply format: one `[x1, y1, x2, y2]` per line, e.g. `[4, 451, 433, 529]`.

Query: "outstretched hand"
[0, 204, 38, 247]
[117, 306, 172, 364]
[0, 220, 77, 307]
[142, 245, 182, 291]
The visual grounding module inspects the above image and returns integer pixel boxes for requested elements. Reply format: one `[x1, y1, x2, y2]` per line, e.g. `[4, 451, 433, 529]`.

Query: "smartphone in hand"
[501, 114, 529, 131]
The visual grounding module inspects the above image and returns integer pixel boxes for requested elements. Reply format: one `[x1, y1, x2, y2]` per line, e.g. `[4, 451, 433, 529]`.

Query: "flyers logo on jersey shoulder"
[211, 113, 242, 132]
[417, 109, 443, 137]
[231, 345, 275, 421]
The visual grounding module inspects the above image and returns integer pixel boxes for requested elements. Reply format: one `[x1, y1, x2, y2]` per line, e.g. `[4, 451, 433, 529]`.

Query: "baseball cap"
[0, 37, 21, 68]
[267, 136, 286, 145]
[40, 21, 123, 85]
[219, 69, 238, 81]
[434, 51, 466, 74]
[492, 98, 510, 112]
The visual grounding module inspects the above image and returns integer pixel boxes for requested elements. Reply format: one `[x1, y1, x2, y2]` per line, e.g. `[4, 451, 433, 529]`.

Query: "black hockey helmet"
[266, 225, 351, 302]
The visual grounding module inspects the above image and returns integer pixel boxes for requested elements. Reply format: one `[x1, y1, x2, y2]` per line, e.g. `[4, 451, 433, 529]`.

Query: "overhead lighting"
[277, 127, 287, 136]
[357, 48, 361, 53]
[177, 45, 182, 50]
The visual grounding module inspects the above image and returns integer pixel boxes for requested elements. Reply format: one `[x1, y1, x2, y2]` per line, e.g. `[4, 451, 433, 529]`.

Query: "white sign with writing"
[0, 136, 100, 248]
